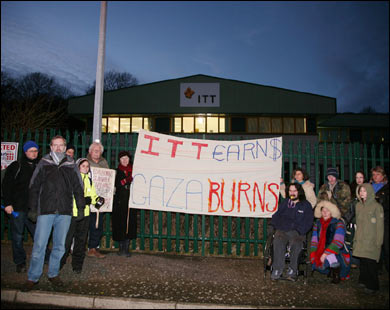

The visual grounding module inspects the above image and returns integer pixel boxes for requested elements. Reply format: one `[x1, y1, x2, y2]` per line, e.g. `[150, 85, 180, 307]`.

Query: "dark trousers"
[10, 211, 36, 265]
[88, 212, 105, 249]
[61, 216, 90, 270]
[272, 230, 305, 273]
[379, 224, 389, 273]
[359, 257, 379, 291]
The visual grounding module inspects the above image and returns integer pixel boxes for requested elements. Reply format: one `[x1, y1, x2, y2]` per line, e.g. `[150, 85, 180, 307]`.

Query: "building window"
[248, 117, 258, 133]
[231, 117, 246, 132]
[259, 117, 271, 133]
[183, 117, 194, 133]
[283, 118, 294, 133]
[120, 118, 130, 133]
[207, 116, 219, 133]
[102, 118, 107, 133]
[174, 117, 182, 133]
[108, 117, 119, 133]
[219, 117, 226, 132]
[155, 117, 170, 133]
[195, 116, 206, 133]
[271, 118, 282, 133]
[296, 118, 305, 133]
[131, 117, 143, 132]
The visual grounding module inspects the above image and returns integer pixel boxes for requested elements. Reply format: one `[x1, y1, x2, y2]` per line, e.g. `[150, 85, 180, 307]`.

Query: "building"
[68, 74, 338, 141]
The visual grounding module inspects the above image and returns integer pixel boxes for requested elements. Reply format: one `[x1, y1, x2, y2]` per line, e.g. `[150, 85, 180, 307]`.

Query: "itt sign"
[180, 83, 220, 107]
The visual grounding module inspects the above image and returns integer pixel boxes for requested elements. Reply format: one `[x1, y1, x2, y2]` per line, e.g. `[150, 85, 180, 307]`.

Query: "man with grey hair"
[86, 141, 109, 258]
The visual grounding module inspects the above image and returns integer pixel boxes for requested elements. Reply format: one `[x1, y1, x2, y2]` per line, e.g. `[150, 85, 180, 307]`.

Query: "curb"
[1, 289, 258, 309]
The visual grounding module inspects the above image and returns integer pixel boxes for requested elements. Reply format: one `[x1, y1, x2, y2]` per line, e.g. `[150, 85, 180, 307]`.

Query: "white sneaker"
[271, 269, 282, 280]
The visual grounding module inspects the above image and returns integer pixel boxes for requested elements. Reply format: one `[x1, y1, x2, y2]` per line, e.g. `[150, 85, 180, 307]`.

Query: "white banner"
[1, 142, 19, 170]
[90, 167, 116, 212]
[180, 83, 220, 107]
[130, 130, 282, 218]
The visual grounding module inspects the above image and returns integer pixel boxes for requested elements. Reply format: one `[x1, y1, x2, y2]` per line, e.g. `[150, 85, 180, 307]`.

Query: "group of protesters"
[2, 136, 136, 291]
[1, 136, 388, 295]
[271, 165, 388, 295]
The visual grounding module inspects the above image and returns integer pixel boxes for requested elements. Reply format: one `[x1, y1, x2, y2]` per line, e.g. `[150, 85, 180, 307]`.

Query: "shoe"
[87, 248, 106, 259]
[271, 269, 282, 281]
[364, 288, 378, 295]
[21, 280, 37, 292]
[331, 267, 341, 284]
[73, 269, 82, 274]
[358, 282, 366, 288]
[48, 276, 65, 288]
[87, 248, 105, 259]
[16, 263, 27, 273]
[351, 264, 358, 269]
[284, 267, 297, 282]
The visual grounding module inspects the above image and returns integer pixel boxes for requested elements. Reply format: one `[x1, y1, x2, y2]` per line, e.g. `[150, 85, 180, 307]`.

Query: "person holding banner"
[86, 142, 109, 259]
[112, 151, 137, 257]
[270, 183, 314, 281]
[2, 141, 50, 273]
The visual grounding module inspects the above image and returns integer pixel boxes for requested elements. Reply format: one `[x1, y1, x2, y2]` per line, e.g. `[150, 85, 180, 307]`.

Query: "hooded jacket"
[353, 183, 384, 262]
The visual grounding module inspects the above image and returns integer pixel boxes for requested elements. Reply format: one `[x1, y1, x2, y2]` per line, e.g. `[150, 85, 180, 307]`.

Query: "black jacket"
[29, 153, 85, 216]
[2, 155, 40, 212]
[375, 182, 389, 226]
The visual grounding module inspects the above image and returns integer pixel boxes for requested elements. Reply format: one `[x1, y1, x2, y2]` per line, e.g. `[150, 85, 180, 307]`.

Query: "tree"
[85, 70, 138, 94]
[1, 71, 74, 136]
[359, 106, 377, 114]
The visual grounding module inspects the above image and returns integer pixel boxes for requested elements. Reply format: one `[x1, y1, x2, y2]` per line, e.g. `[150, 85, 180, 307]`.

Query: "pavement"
[1, 241, 389, 309]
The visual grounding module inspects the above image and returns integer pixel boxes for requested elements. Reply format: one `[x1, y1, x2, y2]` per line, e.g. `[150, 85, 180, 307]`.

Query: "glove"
[95, 196, 105, 209]
[84, 196, 92, 205]
[28, 210, 38, 223]
[75, 208, 85, 222]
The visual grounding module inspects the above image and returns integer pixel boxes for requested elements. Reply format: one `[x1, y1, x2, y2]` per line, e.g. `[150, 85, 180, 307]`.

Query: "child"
[353, 183, 384, 294]
[60, 158, 99, 273]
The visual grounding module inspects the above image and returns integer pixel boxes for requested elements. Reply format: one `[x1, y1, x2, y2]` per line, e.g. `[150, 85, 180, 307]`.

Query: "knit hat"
[326, 167, 339, 179]
[66, 144, 75, 152]
[23, 140, 39, 152]
[314, 200, 341, 219]
[118, 151, 131, 160]
[76, 158, 89, 167]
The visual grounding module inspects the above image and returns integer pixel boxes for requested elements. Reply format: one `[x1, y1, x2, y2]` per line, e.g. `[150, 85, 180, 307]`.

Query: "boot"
[331, 267, 340, 284]
[117, 241, 124, 256]
[123, 239, 131, 258]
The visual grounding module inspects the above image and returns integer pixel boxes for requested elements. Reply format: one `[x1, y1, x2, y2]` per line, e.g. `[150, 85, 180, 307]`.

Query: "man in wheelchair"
[270, 183, 314, 281]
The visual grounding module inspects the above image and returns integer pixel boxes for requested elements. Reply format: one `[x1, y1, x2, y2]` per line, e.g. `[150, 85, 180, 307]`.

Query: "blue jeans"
[88, 212, 105, 249]
[28, 214, 71, 282]
[10, 211, 36, 265]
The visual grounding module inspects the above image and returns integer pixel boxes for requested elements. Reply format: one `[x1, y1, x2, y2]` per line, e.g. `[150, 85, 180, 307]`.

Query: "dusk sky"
[1, 1, 389, 113]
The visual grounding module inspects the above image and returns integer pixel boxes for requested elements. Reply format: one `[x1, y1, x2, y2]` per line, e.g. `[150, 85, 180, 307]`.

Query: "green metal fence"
[1, 128, 389, 257]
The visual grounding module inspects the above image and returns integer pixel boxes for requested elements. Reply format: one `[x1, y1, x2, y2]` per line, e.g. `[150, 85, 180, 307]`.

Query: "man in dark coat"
[2, 141, 49, 273]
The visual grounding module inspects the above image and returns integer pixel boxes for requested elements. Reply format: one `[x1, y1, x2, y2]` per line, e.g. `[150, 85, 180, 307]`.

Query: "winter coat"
[2, 155, 40, 213]
[72, 172, 98, 217]
[112, 166, 137, 241]
[280, 180, 317, 208]
[87, 154, 109, 169]
[353, 183, 384, 262]
[29, 153, 85, 216]
[271, 198, 314, 235]
[317, 180, 351, 216]
[373, 182, 389, 227]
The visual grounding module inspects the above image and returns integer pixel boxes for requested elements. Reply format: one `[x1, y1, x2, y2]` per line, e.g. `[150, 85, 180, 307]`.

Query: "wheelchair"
[263, 228, 310, 284]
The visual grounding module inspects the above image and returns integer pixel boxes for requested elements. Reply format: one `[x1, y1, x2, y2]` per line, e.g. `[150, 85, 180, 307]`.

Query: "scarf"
[314, 217, 332, 267]
[372, 182, 384, 193]
[50, 151, 65, 165]
[118, 163, 132, 176]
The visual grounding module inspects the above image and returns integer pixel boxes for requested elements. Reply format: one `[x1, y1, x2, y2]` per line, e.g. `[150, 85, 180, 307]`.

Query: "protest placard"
[130, 130, 282, 218]
[1, 142, 19, 170]
[90, 167, 116, 212]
